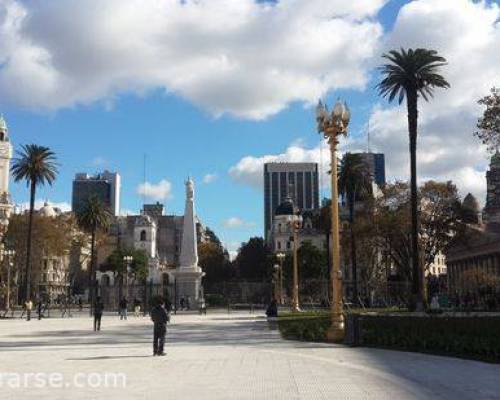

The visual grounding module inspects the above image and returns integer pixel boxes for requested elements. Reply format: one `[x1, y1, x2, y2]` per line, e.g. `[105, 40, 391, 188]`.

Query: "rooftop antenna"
[367, 120, 371, 153]
[142, 153, 147, 213]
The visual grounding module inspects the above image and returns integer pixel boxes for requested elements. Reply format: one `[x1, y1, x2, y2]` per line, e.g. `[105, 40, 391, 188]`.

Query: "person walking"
[133, 298, 141, 317]
[94, 296, 104, 331]
[179, 296, 185, 310]
[119, 297, 128, 320]
[37, 299, 43, 320]
[25, 299, 33, 321]
[151, 297, 169, 356]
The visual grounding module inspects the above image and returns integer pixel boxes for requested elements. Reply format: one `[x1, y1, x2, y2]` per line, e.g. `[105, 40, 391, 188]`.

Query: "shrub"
[278, 314, 330, 342]
[205, 294, 227, 307]
[360, 315, 500, 363]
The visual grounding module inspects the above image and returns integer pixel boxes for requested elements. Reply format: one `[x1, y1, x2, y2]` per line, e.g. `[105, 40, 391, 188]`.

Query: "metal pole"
[292, 223, 300, 312]
[327, 137, 344, 341]
[279, 258, 284, 305]
[6, 260, 11, 310]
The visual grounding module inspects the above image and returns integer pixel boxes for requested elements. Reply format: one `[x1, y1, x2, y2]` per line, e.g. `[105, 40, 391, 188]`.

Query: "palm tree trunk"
[24, 180, 36, 304]
[89, 229, 96, 316]
[349, 199, 358, 303]
[407, 90, 423, 311]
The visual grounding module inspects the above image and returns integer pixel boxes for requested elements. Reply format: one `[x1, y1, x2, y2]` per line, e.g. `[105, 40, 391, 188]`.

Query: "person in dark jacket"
[94, 296, 104, 331]
[37, 299, 43, 320]
[119, 297, 128, 320]
[151, 297, 169, 356]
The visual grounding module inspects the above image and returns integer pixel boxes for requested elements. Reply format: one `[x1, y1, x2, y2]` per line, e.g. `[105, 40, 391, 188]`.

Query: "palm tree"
[11, 144, 58, 304]
[338, 153, 372, 303]
[377, 48, 450, 309]
[75, 195, 112, 315]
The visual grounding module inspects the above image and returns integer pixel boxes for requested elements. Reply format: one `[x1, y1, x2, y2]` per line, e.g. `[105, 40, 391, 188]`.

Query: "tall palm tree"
[338, 153, 372, 303]
[75, 195, 112, 315]
[377, 48, 450, 309]
[11, 144, 58, 304]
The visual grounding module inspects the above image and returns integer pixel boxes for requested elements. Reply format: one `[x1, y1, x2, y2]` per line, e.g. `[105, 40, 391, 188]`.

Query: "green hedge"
[360, 315, 500, 363]
[278, 314, 331, 342]
[205, 294, 228, 307]
[277, 313, 500, 363]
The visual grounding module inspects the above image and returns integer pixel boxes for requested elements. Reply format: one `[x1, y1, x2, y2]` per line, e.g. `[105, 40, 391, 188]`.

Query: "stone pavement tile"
[1, 312, 500, 400]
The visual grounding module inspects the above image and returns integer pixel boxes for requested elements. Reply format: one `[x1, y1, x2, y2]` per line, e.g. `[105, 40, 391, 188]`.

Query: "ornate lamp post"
[1, 248, 15, 310]
[276, 252, 285, 304]
[316, 99, 351, 341]
[123, 255, 133, 299]
[289, 212, 303, 313]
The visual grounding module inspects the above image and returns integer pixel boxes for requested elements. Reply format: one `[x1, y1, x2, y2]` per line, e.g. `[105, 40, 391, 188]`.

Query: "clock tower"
[0, 115, 13, 241]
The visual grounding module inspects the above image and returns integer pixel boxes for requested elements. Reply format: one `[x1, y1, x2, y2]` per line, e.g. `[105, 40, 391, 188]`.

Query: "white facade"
[272, 213, 327, 253]
[0, 115, 13, 239]
[133, 214, 157, 258]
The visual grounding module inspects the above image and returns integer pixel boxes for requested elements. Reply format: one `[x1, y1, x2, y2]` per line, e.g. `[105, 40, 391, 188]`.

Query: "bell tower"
[0, 114, 13, 241]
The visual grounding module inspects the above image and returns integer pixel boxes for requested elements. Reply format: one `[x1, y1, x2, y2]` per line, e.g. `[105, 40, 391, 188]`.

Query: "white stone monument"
[173, 178, 204, 308]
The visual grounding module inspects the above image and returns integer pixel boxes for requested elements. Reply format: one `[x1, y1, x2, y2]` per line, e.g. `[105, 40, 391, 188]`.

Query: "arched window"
[162, 273, 170, 286]
[140, 230, 147, 241]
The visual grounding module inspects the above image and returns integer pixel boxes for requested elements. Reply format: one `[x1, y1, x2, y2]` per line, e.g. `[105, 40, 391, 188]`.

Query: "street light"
[123, 255, 133, 299]
[289, 212, 303, 313]
[276, 252, 285, 305]
[1, 249, 15, 310]
[316, 98, 351, 341]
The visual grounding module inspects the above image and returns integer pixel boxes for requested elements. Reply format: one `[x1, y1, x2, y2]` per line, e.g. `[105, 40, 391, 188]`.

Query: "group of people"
[118, 297, 143, 319]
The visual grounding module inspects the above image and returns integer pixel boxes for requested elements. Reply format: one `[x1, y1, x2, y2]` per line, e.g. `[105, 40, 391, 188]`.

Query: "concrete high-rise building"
[357, 152, 386, 187]
[72, 170, 121, 216]
[264, 162, 319, 241]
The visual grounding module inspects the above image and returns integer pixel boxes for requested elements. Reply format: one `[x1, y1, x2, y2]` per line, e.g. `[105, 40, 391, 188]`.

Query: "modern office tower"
[72, 170, 121, 215]
[263, 162, 319, 241]
[357, 152, 386, 187]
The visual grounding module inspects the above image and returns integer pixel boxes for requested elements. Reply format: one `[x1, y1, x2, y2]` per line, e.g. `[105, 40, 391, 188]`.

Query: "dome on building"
[38, 201, 57, 217]
[275, 197, 295, 216]
[463, 193, 480, 212]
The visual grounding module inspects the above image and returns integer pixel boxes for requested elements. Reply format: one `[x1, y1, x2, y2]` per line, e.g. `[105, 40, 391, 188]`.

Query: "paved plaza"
[1, 311, 499, 400]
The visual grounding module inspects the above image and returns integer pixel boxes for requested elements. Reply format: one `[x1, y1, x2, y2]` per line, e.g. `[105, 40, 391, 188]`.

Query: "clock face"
[0, 144, 12, 158]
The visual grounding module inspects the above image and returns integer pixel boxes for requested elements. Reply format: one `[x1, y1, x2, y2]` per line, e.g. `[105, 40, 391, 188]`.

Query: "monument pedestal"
[173, 267, 204, 308]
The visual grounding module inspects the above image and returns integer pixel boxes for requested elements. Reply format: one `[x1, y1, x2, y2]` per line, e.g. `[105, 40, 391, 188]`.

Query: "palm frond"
[376, 48, 450, 105]
[11, 144, 59, 187]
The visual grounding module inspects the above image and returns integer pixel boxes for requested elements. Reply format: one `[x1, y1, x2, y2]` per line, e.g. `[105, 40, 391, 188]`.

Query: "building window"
[140, 230, 147, 241]
[287, 241, 291, 250]
[277, 241, 281, 250]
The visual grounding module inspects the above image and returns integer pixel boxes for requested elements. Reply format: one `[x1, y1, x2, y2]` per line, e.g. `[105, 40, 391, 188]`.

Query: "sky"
[0, 0, 499, 256]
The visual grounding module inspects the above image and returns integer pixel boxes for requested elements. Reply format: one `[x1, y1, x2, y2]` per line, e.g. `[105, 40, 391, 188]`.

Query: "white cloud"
[202, 173, 217, 184]
[0, 0, 385, 119]
[229, 0, 500, 206]
[366, 0, 500, 203]
[223, 217, 256, 229]
[228, 139, 355, 190]
[136, 179, 173, 201]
